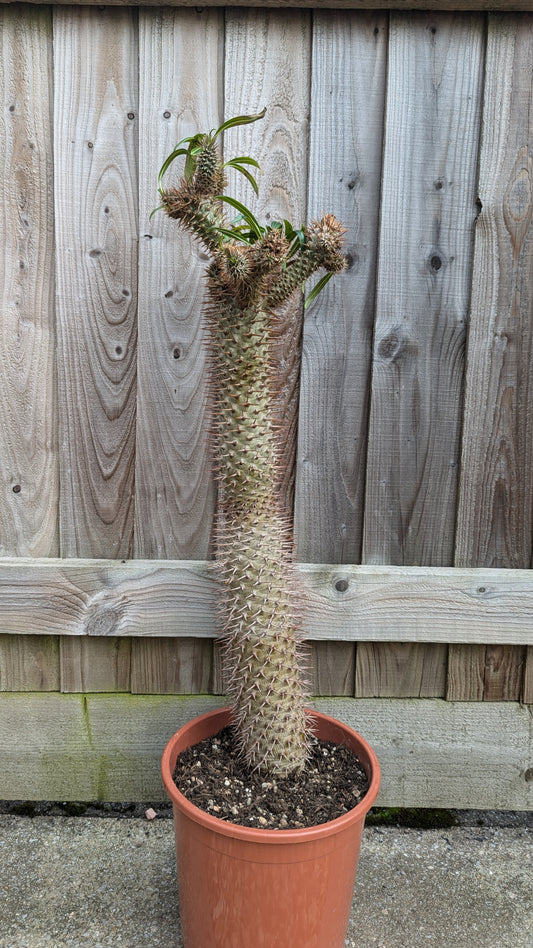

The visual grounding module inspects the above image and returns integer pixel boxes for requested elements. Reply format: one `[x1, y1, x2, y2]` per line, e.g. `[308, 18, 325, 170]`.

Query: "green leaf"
[223, 156, 261, 169]
[282, 219, 297, 240]
[184, 149, 199, 183]
[223, 157, 262, 195]
[210, 226, 255, 245]
[157, 148, 189, 191]
[304, 271, 333, 309]
[158, 134, 206, 190]
[226, 163, 260, 195]
[216, 195, 264, 239]
[212, 108, 267, 142]
[286, 231, 306, 261]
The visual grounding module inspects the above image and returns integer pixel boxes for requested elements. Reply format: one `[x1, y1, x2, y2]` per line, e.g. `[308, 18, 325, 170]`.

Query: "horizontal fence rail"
[0, 558, 533, 645]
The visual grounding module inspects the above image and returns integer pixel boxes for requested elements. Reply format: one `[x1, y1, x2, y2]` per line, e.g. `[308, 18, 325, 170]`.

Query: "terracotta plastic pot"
[161, 707, 380, 948]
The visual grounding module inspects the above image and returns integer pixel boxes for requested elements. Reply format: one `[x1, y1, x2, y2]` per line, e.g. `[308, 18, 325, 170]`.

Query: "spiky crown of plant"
[158, 109, 346, 777]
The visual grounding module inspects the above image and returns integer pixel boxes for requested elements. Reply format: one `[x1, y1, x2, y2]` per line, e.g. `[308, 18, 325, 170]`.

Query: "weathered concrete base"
[1, 693, 532, 809]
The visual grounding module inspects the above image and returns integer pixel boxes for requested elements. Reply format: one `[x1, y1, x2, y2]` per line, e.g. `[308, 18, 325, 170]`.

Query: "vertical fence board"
[455, 15, 533, 571]
[132, 9, 223, 692]
[453, 14, 533, 701]
[0, 635, 59, 692]
[131, 637, 214, 694]
[446, 643, 485, 700]
[134, 8, 221, 561]
[363, 12, 484, 567]
[0, 6, 58, 557]
[310, 642, 356, 697]
[359, 13, 485, 698]
[54, 7, 138, 691]
[60, 636, 131, 693]
[355, 642, 447, 697]
[224, 8, 311, 516]
[54, 7, 138, 561]
[482, 644, 526, 700]
[295, 11, 388, 564]
[523, 647, 533, 703]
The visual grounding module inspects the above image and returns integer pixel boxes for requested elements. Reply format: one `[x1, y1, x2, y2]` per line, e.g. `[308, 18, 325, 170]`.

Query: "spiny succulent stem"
[159, 114, 345, 777]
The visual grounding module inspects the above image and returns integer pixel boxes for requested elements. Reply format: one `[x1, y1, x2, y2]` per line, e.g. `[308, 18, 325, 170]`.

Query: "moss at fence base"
[1, 693, 532, 808]
[366, 807, 458, 828]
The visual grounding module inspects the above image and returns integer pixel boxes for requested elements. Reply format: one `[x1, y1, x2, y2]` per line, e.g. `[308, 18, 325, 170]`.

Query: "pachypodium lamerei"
[158, 109, 346, 777]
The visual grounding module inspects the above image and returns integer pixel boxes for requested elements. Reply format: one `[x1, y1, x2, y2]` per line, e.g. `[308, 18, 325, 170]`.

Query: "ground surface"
[0, 810, 531, 947]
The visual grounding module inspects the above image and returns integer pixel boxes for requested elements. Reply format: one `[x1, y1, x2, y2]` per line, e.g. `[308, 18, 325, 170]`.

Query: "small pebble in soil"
[172, 726, 369, 830]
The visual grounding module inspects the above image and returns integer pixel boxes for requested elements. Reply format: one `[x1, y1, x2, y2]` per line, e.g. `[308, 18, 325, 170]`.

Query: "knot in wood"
[86, 607, 119, 637]
[378, 333, 400, 361]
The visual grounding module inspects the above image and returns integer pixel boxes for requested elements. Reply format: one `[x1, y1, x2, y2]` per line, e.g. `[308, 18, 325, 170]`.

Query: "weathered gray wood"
[360, 12, 485, 704]
[0, 635, 59, 691]
[295, 11, 388, 563]
[1, 693, 531, 809]
[310, 642, 356, 697]
[523, 646, 533, 703]
[446, 644, 485, 700]
[482, 644, 526, 701]
[60, 636, 131, 693]
[132, 8, 222, 693]
[134, 8, 220, 560]
[53, 7, 138, 692]
[54, 7, 138, 559]
[0, 6, 58, 557]
[131, 637, 214, 694]
[453, 15, 533, 704]
[0, 559, 532, 645]
[456, 15, 533, 570]
[363, 12, 484, 567]
[355, 643, 447, 697]
[2, 1, 533, 11]
[224, 7, 311, 515]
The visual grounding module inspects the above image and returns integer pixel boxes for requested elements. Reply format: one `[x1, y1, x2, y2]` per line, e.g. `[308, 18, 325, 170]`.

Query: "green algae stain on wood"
[0, 692, 222, 801]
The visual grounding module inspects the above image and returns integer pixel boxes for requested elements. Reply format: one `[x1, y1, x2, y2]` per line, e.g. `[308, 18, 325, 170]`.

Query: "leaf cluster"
[156, 108, 339, 308]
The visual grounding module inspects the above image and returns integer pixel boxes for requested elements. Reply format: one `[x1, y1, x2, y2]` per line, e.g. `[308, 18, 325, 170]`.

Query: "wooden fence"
[0, 3, 532, 808]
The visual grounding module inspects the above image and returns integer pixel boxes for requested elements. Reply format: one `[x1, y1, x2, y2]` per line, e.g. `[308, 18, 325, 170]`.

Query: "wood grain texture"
[295, 11, 388, 563]
[359, 13, 485, 704]
[131, 637, 214, 694]
[0, 559, 532, 645]
[134, 8, 221, 560]
[53, 7, 138, 560]
[455, 15, 533, 570]
[446, 643, 485, 700]
[523, 646, 533, 703]
[60, 635, 131, 693]
[0, 634, 59, 691]
[482, 644, 526, 701]
[0, 6, 58, 556]
[224, 8, 311, 516]
[355, 642, 447, 697]
[309, 642, 356, 697]
[363, 12, 484, 567]
[1, 693, 531, 808]
[453, 16, 533, 703]
[4, 1, 533, 10]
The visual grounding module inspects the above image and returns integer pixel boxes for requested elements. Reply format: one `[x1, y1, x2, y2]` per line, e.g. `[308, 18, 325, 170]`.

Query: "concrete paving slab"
[0, 812, 531, 947]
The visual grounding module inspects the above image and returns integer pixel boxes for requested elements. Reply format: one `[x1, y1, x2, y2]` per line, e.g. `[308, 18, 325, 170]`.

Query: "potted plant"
[158, 109, 380, 948]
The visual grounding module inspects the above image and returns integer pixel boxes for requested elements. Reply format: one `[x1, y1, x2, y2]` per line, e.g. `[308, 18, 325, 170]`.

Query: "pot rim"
[161, 706, 381, 845]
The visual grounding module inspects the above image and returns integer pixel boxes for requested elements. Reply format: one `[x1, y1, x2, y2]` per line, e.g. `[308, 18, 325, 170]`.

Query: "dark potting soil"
[172, 726, 369, 830]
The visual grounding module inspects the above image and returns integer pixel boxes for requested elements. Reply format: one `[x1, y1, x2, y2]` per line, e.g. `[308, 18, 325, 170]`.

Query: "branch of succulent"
[158, 109, 347, 777]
